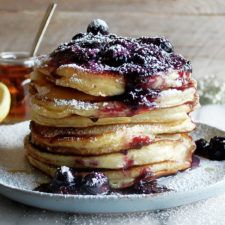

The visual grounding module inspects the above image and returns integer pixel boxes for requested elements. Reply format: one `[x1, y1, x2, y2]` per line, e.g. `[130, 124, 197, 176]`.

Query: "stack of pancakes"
[25, 21, 198, 189]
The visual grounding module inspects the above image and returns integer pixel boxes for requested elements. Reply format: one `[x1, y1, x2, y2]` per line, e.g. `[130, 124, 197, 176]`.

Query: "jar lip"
[0, 51, 35, 67]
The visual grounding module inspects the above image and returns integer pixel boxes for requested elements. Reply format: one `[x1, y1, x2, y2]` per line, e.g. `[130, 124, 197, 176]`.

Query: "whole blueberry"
[87, 19, 109, 35]
[50, 166, 82, 194]
[80, 172, 110, 195]
[208, 136, 225, 160]
[34, 167, 82, 194]
[195, 138, 209, 157]
[102, 44, 129, 67]
[53, 166, 76, 185]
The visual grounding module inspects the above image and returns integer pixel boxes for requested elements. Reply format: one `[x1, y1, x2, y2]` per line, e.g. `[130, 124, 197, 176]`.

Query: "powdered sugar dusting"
[159, 159, 225, 191]
[53, 99, 98, 110]
[58, 63, 86, 71]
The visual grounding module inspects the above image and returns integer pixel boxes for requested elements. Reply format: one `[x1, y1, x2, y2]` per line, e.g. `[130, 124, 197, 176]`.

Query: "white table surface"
[1, 104, 225, 225]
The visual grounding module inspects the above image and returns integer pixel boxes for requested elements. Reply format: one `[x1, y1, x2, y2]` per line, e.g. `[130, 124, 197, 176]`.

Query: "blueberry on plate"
[87, 19, 109, 35]
[34, 166, 82, 194]
[208, 136, 225, 161]
[195, 138, 209, 157]
[49, 166, 82, 194]
[53, 166, 77, 185]
[80, 172, 110, 195]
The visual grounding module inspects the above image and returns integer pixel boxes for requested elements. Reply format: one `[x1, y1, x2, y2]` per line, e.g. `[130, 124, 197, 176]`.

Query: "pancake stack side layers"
[25, 20, 199, 189]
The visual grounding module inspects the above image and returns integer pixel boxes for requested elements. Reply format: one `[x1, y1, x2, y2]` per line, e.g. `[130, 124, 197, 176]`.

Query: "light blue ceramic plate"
[0, 122, 225, 213]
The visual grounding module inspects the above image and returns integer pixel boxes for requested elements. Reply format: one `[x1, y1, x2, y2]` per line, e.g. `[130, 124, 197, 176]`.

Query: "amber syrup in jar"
[0, 52, 34, 123]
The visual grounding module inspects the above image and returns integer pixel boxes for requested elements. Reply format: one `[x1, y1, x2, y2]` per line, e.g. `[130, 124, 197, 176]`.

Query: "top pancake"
[34, 30, 192, 97]
[36, 66, 192, 97]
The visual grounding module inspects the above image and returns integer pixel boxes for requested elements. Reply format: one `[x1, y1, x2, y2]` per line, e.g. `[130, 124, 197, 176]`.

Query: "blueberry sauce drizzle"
[48, 19, 192, 108]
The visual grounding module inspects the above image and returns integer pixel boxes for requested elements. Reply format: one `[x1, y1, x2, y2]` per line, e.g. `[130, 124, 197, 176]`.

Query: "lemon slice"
[0, 82, 11, 123]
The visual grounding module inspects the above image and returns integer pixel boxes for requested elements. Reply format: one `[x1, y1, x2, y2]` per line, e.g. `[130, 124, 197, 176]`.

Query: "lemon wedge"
[0, 82, 11, 123]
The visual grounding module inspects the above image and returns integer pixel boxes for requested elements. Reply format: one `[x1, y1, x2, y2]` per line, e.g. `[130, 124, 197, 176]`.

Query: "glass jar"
[0, 52, 34, 123]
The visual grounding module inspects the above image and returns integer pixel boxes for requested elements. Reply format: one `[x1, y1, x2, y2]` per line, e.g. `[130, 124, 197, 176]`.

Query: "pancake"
[30, 119, 195, 155]
[31, 103, 193, 127]
[36, 65, 191, 97]
[35, 30, 192, 98]
[29, 133, 184, 156]
[30, 77, 197, 118]
[26, 134, 194, 169]
[27, 153, 192, 189]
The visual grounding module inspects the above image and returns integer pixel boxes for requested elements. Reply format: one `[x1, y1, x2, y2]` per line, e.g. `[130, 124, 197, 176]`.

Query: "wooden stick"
[31, 3, 57, 57]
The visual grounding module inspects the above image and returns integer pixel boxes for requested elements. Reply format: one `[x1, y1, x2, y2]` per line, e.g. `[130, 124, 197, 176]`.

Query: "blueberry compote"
[48, 19, 191, 108]
[35, 167, 110, 195]
[133, 179, 168, 194]
[34, 166, 170, 195]
[195, 136, 225, 161]
[132, 171, 169, 194]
